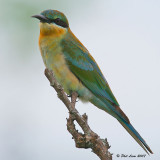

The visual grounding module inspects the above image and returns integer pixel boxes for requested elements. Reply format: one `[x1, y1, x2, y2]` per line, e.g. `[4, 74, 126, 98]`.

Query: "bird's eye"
[55, 18, 61, 23]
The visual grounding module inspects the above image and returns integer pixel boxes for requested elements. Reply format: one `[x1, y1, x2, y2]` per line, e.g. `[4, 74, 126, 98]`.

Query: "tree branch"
[44, 68, 112, 160]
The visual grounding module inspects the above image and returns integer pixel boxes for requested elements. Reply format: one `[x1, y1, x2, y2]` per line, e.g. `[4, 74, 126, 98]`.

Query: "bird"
[32, 9, 153, 154]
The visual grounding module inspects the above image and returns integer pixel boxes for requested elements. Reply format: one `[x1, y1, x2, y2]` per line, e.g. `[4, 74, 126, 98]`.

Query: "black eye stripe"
[53, 18, 68, 28]
[48, 18, 68, 28]
[43, 17, 68, 28]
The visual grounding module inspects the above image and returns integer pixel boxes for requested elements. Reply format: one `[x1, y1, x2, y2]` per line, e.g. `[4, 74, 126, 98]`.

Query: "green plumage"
[61, 30, 131, 122]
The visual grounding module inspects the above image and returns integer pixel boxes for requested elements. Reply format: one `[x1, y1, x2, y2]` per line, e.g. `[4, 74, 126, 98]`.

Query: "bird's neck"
[39, 22, 68, 53]
[39, 22, 67, 37]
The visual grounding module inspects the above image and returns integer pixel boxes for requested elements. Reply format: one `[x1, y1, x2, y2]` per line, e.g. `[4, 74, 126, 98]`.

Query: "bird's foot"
[67, 94, 71, 97]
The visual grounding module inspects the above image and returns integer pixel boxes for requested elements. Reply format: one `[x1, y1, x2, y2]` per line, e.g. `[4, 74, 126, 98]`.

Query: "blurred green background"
[0, 0, 160, 160]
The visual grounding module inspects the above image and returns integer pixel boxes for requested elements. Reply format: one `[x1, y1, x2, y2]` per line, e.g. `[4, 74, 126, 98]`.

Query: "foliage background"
[0, 0, 160, 159]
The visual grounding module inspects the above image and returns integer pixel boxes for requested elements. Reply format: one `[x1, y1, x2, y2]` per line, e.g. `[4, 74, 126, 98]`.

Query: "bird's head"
[32, 9, 69, 36]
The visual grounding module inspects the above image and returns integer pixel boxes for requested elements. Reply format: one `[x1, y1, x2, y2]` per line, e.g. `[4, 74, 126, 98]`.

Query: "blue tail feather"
[118, 119, 153, 154]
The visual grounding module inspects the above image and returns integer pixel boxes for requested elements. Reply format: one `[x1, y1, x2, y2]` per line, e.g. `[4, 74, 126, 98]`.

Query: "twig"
[44, 68, 112, 160]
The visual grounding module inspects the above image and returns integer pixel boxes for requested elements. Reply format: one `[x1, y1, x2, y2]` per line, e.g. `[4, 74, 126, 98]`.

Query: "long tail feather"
[118, 120, 153, 154]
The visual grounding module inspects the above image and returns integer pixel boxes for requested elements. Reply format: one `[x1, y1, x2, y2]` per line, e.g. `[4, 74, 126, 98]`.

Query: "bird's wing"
[61, 31, 129, 123]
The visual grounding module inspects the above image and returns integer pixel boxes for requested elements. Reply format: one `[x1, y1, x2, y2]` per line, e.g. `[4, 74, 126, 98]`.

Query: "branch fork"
[44, 68, 112, 160]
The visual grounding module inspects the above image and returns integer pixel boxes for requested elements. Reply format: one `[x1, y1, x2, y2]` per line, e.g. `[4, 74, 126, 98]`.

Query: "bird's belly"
[46, 53, 92, 101]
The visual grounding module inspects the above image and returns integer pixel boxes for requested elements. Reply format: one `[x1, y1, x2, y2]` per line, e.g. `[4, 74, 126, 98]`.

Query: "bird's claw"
[67, 94, 71, 97]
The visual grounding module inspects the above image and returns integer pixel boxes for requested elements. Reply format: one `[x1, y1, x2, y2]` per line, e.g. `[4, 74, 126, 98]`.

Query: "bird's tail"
[89, 97, 153, 154]
[118, 119, 153, 154]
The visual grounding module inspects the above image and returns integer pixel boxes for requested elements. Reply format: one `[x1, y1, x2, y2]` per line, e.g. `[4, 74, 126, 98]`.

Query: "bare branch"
[44, 68, 112, 160]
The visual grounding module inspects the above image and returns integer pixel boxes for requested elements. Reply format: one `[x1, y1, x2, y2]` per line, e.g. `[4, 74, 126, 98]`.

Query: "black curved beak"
[32, 14, 50, 23]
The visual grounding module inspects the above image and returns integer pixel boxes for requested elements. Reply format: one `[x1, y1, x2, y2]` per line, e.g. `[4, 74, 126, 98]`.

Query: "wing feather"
[61, 30, 129, 123]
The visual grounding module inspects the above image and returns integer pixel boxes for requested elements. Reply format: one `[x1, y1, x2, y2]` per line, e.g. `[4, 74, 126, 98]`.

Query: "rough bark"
[44, 68, 112, 160]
